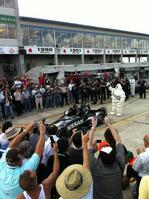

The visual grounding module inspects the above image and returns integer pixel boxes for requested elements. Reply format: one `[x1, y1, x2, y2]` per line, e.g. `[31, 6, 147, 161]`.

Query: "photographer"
[68, 130, 83, 164]
[42, 125, 59, 166]
[88, 116, 125, 199]
[16, 143, 59, 199]
[0, 121, 46, 199]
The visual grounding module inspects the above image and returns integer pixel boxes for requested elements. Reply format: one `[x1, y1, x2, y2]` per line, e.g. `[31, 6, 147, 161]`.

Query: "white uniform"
[129, 77, 135, 96]
[109, 84, 126, 116]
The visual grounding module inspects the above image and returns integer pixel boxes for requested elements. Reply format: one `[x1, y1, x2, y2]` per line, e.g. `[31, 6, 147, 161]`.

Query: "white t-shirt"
[23, 184, 46, 199]
[133, 147, 149, 177]
[0, 133, 9, 149]
[14, 80, 22, 88]
[42, 135, 59, 166]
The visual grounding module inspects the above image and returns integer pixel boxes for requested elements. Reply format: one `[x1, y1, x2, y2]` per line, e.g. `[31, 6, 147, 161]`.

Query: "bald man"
[133, 134, 149, 172]
[132, 134, 149, 196]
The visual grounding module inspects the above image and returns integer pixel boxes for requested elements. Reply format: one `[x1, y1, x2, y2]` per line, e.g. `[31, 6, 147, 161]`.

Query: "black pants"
[139, 89, 146, 99]
[15, 101, 23, 115]
[61, 93, 68, 106]
[126, 165, 141, 197]
[0, 102, 6, 119]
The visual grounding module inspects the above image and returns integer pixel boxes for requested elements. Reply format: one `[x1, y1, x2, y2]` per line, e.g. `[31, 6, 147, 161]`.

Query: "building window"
[90, 34, 96, 48]
[98, 35, 104, 48]
[83, 33, 91, 48]
[20, 24, 149, 50]
[21, 26, 29, 46]
[55, 31, 61, 47]
[121, 37, 128, 49]
[47, 30, 54, 46]
[8, 24, 16, 38]
[0, 0, 15, 8]
[71, 32, 79, 48]
[117, 37, 121, 48]
[5, 0, 15, 8]
[0, 23, 8, 38]
[60, 31, 67, 46]
[42, 29, 50, 46]
[77, 33, 83, 48]
[36, 28, 42, 46]
[29, 27, 37, 46]
[0, 0, 5, 7]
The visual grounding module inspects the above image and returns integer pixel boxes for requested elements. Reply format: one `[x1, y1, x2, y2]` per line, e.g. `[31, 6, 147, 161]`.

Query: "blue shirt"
[0, 149, 40, 199]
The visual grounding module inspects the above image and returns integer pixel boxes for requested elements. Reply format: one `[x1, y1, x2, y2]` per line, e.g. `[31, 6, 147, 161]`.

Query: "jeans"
[53, 93, 62, 107]
[0, 105, 3, 119]
[5, 105, 14, 118]
[68, 91, 74, 104]
[23, 99, 31, 112]
[45, 95, 53, 108]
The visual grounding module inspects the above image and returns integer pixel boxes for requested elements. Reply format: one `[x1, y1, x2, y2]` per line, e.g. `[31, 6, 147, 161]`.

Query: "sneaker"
[116, 113, 122, 117]
[110, 112, 115, 115]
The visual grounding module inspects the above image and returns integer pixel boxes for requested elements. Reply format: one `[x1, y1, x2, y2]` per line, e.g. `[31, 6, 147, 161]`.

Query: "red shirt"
[38, 75, 45, 85]
[23, 78, 29, 86]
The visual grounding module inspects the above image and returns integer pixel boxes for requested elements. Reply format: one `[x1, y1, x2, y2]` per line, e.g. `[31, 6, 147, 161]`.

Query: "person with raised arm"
[16, 143, 59, 199]
[89, 116, 125, 199]
[0, 121, 46, 199]
[56, 132, 93, 199]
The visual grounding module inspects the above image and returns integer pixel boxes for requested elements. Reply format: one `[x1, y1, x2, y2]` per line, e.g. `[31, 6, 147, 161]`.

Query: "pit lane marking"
[96, 110, 149, 133]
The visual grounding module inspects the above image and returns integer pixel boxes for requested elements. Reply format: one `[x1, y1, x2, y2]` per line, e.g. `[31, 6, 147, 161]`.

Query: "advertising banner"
[24, 46, 55, 54]
[84, 48, 104, 54]
[0, 46, 18, 54]
[59, 48, 83, 55]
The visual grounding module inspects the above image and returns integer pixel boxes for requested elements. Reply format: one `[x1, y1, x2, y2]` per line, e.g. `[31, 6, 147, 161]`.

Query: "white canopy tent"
[25, 62, 149, 82]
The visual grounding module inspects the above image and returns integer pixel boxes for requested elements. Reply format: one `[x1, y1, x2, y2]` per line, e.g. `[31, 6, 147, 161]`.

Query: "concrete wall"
[24, 54, 122, 70]
[0, 39, 18, 46]
[84, 55, 103, 64]
[24, 55, 55, 70]
[58, 55, 82, 65]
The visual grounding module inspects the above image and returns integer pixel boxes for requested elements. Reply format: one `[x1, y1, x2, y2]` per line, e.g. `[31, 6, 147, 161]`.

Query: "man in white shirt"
[133, 134, 149, 177]
[133, 134, 149, 197]
[68, 81, 75, 104]
[129, 76, 135, 97]
[14, 76, 22, 89]
[0, 88, 5, 120]
[42, 125, 59, 166]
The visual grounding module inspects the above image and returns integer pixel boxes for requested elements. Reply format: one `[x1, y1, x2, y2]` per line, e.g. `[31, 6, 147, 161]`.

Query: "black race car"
[50, 104, 107, 135]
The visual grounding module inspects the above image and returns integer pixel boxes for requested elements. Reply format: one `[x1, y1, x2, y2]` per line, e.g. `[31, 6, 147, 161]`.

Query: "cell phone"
[34, 122, 39, 128]
[42, 118, 46, 124]
[50, 136, 55, 147]
[96, 139, 102, 143]
[81, 126, 88, 135]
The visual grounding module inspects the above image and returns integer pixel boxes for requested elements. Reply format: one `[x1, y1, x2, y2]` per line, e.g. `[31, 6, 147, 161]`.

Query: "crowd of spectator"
[0, 72, 110, 121]
[0, 71, 147, 122]
[0, 115, 125, 199]
[0, 113, 148, 199]
[0, 71, 148, 199]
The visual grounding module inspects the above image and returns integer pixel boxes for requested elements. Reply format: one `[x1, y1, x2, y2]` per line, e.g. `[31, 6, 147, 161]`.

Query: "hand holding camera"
[91, 116, 98, 129]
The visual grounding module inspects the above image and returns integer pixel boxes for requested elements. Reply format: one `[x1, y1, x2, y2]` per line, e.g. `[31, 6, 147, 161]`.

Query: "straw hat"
[4, 127, 21, 140]
[56, 164, 92, 199]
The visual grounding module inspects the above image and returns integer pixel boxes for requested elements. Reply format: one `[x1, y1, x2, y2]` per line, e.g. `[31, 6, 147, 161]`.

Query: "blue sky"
[18, 0, 149, 34]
